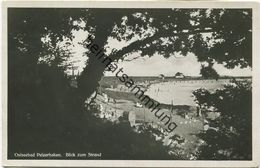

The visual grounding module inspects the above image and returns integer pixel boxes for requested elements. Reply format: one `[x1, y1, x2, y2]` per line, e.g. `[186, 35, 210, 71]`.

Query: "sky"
[68, 29, 252, 77]
[104, 53, 252, 76]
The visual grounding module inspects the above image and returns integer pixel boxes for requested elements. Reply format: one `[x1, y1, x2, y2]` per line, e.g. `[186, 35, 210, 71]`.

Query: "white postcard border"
[2, 1, 260, 167]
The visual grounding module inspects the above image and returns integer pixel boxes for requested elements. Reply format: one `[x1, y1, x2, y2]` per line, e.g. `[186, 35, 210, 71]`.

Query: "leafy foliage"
[192, 80, 252, 160]
[83, 9, 252, 68]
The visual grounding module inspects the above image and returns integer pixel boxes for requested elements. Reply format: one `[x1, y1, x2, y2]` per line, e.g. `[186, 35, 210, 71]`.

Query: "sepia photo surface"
[2, 1, 260, 167]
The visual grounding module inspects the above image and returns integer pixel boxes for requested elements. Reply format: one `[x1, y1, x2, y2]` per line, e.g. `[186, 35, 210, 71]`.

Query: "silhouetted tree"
[8, 8, 179, 159]
[200, 63, 220, 79]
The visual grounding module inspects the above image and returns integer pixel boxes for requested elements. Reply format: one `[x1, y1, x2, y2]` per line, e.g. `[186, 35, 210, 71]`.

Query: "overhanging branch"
[110, 28, 215, 61]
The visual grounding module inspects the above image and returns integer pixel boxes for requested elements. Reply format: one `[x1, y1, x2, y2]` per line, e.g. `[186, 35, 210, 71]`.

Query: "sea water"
[145, 79, 230, 106]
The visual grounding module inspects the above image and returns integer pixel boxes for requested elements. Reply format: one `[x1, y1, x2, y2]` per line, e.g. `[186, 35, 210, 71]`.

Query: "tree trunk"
[77, 55, 107, 102]
[76, 11, 124, 105]
[77, 19, 116, 103]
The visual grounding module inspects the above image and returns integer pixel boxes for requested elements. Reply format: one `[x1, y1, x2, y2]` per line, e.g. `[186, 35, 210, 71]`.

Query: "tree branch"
[123, 55, 143, 61]
[110, 28, 215, 61]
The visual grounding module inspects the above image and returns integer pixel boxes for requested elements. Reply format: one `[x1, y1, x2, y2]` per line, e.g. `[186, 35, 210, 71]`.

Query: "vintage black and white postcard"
[2, 1, 260, 167]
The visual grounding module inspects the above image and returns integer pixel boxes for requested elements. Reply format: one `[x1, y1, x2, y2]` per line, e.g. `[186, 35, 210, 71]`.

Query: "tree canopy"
[82, 9, 252, 66]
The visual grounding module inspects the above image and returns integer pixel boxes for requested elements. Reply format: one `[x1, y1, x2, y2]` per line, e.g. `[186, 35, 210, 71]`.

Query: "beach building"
[158, 74, 165, 80]
[174, 72, 185, 79]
